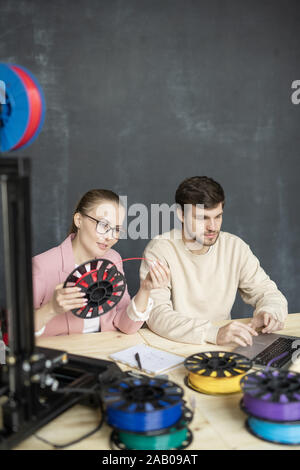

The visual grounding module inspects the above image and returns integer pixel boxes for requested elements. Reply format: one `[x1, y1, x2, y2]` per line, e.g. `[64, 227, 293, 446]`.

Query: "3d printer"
[0, 157, 123, 449]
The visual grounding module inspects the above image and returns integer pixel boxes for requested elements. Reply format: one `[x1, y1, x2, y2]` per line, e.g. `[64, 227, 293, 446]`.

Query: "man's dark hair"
[175, 176, 225, 210]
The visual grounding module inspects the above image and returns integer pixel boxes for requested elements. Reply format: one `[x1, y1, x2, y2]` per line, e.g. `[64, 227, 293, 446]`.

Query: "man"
[140, 176, 288, 346]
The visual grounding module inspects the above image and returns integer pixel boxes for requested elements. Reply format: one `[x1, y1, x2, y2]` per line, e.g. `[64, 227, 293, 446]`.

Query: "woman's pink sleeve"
[32, 257, 47, 309]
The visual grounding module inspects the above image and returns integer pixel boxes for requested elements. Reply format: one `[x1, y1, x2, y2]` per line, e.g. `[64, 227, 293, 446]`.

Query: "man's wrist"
[205, 325, 220, 344]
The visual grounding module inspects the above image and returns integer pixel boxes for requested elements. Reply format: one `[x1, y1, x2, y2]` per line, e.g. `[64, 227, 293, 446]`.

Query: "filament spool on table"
[246, 416, 300, 446]
[0, 63, 46, 152]
[101, 375, 185, 433]
[102, 375, 193, 450]
[184, 351, 252, 395]
[110, 422, 193, 450]
[240, 369, 300, 422]
[241, 369, 300, 445]
[63, 258, 126, 319]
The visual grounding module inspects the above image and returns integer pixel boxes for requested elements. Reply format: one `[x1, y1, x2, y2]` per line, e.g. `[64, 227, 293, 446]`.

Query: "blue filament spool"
[102, 376, 184, 433]
[246, 416, 300, 445]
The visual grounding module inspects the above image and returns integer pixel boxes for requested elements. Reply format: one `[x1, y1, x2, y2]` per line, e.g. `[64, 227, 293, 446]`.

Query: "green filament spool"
[112, 426, 191, 450]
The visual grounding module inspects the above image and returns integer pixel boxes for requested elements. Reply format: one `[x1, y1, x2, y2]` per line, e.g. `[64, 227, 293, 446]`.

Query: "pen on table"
[135, 352, 142, 370]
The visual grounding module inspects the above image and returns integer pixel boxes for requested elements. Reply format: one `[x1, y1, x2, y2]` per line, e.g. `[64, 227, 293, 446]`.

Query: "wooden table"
[13, 313, 300, 450]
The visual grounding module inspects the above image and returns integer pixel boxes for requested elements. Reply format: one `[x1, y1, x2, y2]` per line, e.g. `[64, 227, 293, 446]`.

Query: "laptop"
[234, 333, 300, 369]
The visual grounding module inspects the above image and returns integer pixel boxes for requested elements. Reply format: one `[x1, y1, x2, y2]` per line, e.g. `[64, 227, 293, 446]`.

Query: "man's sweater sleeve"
[238, 243, 288, 322]
[140, 241, 220, 344]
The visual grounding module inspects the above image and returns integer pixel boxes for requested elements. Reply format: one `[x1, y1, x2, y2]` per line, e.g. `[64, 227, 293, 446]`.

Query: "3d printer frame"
[0, 157, 122, 450]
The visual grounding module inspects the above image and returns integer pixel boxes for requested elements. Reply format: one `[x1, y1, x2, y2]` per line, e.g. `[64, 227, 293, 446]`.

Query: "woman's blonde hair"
[68, 189, 121, 235]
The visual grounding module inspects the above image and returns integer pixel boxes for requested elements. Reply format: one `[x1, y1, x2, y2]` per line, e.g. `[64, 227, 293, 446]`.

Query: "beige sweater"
[140, 229, 288, 345]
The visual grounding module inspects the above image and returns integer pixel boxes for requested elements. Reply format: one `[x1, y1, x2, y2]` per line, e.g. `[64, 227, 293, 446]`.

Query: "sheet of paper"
[109, 343, 185, 375]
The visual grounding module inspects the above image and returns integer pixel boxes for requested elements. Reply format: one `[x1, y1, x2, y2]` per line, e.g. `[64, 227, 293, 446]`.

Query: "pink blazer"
[32, 234, 144, 336]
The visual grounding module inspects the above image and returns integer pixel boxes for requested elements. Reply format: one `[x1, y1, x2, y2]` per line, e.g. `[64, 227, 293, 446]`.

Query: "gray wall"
[0, 0, 299, 318]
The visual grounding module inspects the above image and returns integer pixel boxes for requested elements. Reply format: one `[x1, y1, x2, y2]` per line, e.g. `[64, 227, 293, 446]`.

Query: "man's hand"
[248, 311, 285, 334]
[216, 321, 258, 347]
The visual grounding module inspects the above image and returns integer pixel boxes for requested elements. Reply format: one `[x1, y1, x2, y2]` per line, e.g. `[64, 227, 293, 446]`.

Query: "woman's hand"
[140, 259, 170, 291]
[132, 260, 170, 315]
[50, 283, 88, 315]
[34, 284, 88, 333]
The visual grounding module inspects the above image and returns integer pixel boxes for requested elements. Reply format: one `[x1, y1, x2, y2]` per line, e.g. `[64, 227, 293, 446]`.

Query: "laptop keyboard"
[253, 337, 294, 368]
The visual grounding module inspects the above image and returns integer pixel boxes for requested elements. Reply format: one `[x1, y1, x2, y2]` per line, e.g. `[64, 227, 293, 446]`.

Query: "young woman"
[33, 189, 169, 337]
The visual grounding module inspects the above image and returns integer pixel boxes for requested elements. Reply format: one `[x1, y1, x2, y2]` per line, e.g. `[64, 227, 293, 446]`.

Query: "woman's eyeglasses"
[82, 213, 125, 239]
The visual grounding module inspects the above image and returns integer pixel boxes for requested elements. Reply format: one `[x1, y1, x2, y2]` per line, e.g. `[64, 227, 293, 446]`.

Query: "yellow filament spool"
[184, 351, 252, 395]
